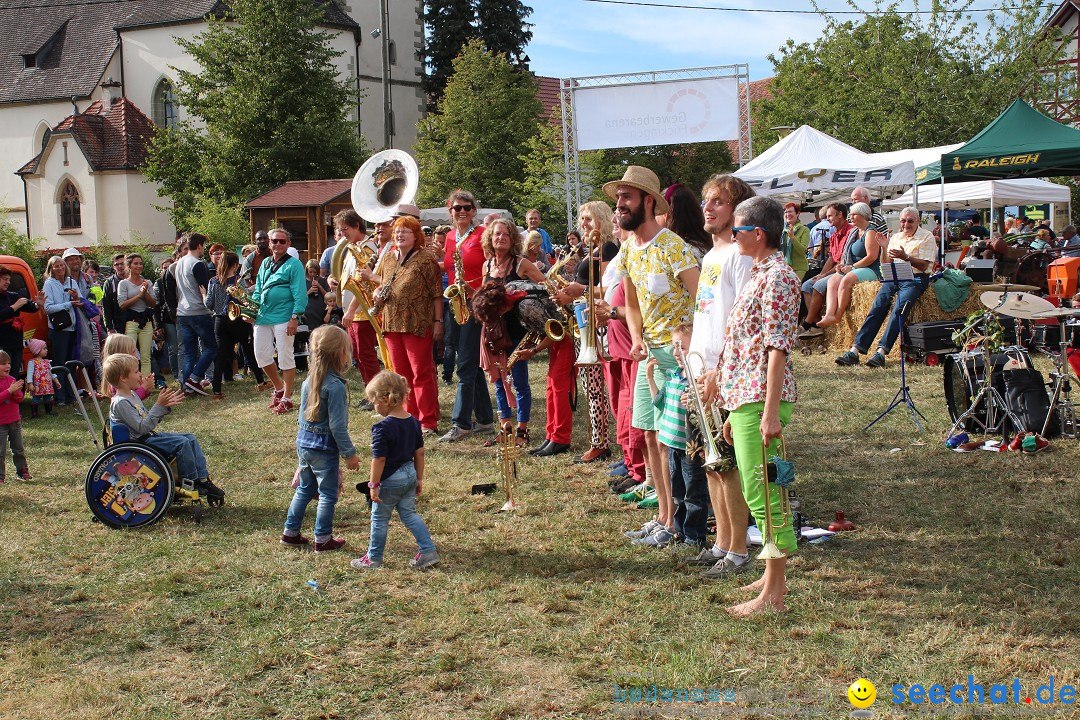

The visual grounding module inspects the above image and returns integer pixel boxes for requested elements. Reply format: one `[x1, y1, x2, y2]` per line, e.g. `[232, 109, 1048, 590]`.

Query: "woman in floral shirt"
[719, 196, 800, 618]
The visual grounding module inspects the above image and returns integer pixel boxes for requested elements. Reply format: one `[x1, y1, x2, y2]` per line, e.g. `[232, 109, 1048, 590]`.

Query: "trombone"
[757, 436, 792, 561]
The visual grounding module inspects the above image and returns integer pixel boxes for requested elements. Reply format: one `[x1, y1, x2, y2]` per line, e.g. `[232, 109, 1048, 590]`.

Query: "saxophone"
[443, 249, 470, 324]
[225, 284, 260, 321]
[544, 247, 580, 340]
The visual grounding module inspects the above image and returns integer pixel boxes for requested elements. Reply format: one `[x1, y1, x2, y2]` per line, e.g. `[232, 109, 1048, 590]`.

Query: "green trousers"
[729, 400, 796, 554]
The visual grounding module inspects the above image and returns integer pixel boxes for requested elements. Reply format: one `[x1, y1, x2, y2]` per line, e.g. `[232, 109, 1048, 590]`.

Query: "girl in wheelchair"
[103, 354, 224, 502]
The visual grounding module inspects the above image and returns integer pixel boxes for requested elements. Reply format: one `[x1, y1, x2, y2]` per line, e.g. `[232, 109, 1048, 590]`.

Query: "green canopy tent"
[923, 100, 1080, 255]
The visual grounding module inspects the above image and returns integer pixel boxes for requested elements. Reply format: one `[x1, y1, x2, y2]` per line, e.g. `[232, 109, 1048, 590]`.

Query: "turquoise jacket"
[252, 255, 307, 325]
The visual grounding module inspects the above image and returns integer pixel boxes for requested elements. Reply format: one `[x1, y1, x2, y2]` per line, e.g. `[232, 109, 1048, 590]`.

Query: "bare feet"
[726, 594, 787, 617]
[740, 577, 765, 593]
[817, 315, 838, 328]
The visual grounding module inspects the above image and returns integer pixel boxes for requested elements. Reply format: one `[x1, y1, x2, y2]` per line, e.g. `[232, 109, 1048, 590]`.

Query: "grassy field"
[1, 352, 1078, 720]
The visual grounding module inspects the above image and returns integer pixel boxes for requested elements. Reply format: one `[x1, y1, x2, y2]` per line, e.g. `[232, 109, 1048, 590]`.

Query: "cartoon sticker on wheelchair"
[86, 444, 174, 529]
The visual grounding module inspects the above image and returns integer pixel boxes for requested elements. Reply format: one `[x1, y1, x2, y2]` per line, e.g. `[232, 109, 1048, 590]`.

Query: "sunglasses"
[269, 238, 289, 245]
[731, 225, 759, 233]
[451, 205, 474, 212]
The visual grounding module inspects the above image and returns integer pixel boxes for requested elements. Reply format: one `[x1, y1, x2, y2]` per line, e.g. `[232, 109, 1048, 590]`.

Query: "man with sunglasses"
[440, 189, 495, 442]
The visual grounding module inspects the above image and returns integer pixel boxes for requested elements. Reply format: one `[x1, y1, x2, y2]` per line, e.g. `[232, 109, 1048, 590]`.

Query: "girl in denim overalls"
[281, 325, 359, 553]
[352, 371, 439, 570]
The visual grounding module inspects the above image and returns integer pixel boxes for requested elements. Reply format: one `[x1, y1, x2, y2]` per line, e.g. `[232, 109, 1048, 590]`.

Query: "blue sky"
[525, 0, 840, 81]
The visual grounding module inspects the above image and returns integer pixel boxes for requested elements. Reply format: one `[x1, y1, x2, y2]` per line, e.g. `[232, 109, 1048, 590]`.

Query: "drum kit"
[945, 282, 1079, 439]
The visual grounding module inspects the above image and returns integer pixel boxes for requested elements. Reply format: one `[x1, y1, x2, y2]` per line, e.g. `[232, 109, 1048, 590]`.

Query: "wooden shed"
[245, 179, 353, 264]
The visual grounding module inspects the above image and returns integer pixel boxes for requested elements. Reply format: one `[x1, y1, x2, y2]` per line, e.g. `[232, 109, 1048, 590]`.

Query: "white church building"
[0, 0, 424, 251]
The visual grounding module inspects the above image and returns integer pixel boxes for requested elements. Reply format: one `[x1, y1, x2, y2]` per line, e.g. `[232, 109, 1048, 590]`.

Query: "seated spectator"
[800, 203, 856, 336]
[817, 202, 884, 328]
[835, 207, 936, 368]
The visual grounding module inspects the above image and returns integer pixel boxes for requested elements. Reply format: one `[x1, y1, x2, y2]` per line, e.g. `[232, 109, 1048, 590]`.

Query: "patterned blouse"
[377, 247, 442, 336]
[719, 251, 799, 412]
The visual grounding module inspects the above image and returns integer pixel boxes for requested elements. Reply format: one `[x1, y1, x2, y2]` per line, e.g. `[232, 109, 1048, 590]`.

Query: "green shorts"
[632, 344, 677, 432]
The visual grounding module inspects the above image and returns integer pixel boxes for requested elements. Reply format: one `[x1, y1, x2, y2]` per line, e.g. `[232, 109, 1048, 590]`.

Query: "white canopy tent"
[882, 177, 1070, 211]
[733, 125, 916, 203]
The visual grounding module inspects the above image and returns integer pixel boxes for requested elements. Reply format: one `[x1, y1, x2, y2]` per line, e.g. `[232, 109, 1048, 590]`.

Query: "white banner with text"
[573, 78, 740, 151]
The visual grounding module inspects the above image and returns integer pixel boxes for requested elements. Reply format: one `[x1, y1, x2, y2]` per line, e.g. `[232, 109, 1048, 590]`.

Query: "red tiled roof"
[18, 97, 157, 175]
[537, 75, 561, 122]
[246, 179, 352, 208]
[727, 77, 775, 161]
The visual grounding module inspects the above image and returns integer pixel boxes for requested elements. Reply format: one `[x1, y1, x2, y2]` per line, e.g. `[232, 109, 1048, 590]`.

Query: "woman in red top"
[440, 190, 495, 442]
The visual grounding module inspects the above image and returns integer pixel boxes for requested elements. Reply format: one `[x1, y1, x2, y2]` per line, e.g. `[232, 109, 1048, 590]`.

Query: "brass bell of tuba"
[350, 149, 419, 224]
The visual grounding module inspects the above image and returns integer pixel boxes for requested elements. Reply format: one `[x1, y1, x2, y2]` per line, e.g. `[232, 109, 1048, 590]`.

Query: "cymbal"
[978, 283, 1041, 292]
[980, 291, 1056, 319]
[1032, 307, 1080, 319]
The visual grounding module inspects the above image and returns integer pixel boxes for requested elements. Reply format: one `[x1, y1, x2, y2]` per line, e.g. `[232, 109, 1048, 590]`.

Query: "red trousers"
[606, 357, 646, 482]
[545, 336, 575, 443]
[384, 330, 441, 430]
[349, 318, 382, 383]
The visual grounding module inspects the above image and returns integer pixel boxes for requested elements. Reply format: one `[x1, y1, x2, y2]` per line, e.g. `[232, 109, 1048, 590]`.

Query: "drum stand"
[947, 314, 1024, 440]
[1041, 318, 1078, 438]
[866, 305, 927, 432]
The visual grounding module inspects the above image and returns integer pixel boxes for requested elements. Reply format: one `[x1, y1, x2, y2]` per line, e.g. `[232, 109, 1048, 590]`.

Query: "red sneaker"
[1022, 434, 1049, 454]
[267, 389, 284, 408]
[280, 533, 310, 548]
[1007, 433, 1028, 452]
[16, 468, 31, 480]
[272, 398, 294, 414]
[314, 537, 346, 553]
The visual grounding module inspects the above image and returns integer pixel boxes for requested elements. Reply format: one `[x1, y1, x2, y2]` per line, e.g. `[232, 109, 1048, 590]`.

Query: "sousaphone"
[350, 148, 419, 223]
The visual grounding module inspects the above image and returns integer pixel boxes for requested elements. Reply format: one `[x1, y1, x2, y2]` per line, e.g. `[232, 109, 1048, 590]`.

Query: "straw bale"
[827, 281, 985, 358]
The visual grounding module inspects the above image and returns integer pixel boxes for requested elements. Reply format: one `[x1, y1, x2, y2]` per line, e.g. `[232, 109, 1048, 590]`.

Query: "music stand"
[865, 261, 926, 432]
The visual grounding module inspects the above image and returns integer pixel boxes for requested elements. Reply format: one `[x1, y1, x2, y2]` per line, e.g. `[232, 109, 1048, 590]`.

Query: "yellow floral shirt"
[614, 228, 699, 347]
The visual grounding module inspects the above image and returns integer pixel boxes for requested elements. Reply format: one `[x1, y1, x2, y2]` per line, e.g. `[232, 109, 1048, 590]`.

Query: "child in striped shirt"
[645, 324, 709, 550]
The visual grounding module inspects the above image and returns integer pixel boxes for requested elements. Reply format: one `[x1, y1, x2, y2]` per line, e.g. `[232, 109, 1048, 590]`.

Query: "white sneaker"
[624, 519, 661, 540]
[439, 425, 472, 442]
[232, 373, 244, 381]
[632, 526, 674, 547]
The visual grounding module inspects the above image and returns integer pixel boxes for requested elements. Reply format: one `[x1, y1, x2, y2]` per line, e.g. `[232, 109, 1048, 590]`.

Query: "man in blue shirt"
[523, 209, 553, 256]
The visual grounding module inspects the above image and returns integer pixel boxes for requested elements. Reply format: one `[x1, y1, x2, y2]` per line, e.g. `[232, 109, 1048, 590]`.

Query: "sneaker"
[351, 553, 382, 570]
[1022, 434, 1049, 454]
[618, 482, 648, 502]
[196, 479, 225, 502]
[835, 351, 860, 367]
[637, 490, 658, 509]
[272, 398, 295, 414]
[1007, 433, 1028, 452]
[698, 556, 753, 580]
[439, 425, 472, 442]
[232, 373, 245, 381]
[632, 526, 674, 547]
[280, 533, 310, 547]
[687, 547, 724, 566]
[865, 351, 887, 369]
[798, 326, 824, 338]
[474, 422, 495, 434]
[409, 550, 440, 569]
[608, 462, 629, 477]
[314, 537, 346, 553]
[624, 519, 662, 539]
[670, 540, 705, 560]
[267, 389, 284, 408]
[611, 476, 640, 494]
[16, 468, 31, 481]
[184, 379, 209, 396]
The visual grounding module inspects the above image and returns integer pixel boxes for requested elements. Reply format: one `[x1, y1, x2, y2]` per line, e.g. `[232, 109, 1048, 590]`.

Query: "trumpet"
[757, 436, 792, 561]
[226, 283, 260, 322]
[330, 240, 393, 372]
[674, 339, 726, 472]
[576, 230, 603, 366]
[496, 421, 519, 512]
[444, 249, 470, 325]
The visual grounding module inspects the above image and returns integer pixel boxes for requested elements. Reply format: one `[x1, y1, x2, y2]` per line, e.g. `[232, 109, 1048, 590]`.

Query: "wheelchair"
[60, 361, 224, 530]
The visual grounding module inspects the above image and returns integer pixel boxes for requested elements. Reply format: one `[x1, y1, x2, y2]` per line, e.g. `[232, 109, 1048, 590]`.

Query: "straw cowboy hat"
[603, 166, 669, 215]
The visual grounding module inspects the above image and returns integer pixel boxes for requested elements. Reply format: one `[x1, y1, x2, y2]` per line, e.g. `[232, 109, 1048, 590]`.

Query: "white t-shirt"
[689, 242, 753, 369]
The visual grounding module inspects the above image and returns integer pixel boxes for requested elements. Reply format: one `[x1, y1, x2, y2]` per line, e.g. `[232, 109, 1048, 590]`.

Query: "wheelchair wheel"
[85, 443, 175, 529]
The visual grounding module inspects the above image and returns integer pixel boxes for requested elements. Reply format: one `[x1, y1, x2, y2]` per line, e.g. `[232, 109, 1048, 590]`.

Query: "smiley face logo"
[848, 678, 876, 712]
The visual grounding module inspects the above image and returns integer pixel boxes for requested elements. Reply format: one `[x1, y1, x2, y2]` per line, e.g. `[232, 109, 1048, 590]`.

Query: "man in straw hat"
[605, 166, 700, 549]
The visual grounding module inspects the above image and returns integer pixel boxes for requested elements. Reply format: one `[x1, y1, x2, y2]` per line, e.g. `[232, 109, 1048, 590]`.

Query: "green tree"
[755, 0, 1066, 154]
[0, 213, 44, 278]
[423, 0, 533, 106]
[144, 0, 365, 229]
[476, 0, 533, 67]
[414, 40, 542, 213]
[423, 0, 478, 103]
